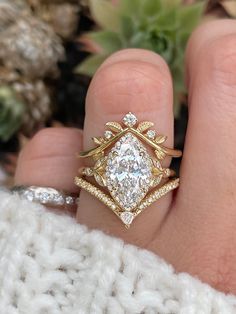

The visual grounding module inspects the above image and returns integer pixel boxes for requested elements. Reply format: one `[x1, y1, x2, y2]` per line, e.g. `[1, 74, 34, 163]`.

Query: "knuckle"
[209, 34, 236, 73]
[104, 48, 170, 70]
[88, 59, 172, 113]
[18, 128, 53, 161]
[28, 128, 61, 157]
[31, 128, 55, 146]
[188, 19, 234, 46]
[21, 128, 81, 161]
[200, 34, 236, 86]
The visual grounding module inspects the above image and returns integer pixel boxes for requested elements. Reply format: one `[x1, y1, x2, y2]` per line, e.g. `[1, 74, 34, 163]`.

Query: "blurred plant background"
[0, 0, 235, 185]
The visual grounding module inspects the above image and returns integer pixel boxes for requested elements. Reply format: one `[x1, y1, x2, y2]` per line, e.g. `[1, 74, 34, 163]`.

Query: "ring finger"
[77, 48, 175, 246]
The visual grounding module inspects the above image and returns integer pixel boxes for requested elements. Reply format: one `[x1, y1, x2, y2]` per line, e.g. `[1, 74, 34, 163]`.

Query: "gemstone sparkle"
[146, 130, 156, 139]
[123, 112, 138, 127]
[120, 212, 134, 225]
[105, 133, 152, 211]
[104, 130, 113, 139]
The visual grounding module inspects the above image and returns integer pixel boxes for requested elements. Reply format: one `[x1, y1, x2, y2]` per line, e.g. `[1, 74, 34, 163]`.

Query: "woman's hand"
[14, 20, 236, 294]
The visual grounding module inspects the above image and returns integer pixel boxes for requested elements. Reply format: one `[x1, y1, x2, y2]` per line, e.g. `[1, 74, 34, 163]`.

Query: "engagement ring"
[75, 113, 182, 228]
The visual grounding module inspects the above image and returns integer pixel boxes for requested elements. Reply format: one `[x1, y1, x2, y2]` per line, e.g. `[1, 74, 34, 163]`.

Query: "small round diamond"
[104, 130, 113, 139]
[65, 196, 74, 205]
[53, 194, 64, 205]
[123, 112, 137, 127]
[39, 192, 50, 204]
[146, 130, 156, 139]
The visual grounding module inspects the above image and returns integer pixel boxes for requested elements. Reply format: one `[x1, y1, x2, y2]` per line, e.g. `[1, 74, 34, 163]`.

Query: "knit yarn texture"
[0, 191, 236, 314]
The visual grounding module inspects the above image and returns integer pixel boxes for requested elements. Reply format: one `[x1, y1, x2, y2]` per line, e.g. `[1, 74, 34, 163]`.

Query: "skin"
[15, 20, 236, 294]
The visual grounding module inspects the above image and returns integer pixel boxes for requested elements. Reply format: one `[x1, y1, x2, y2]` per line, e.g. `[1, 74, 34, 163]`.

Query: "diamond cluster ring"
[75, 113, 182, 228]
[12, 186, 79, 208]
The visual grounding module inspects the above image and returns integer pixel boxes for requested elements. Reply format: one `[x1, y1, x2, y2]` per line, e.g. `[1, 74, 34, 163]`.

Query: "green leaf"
[119, 0, 142, 16]
[89, 0, 120, 31]
[130, 31, 147, 47]
[75, 54, 108, 76]
[89, 31, 123, 53]
[176, 30, 190, 49]
[0, 86, 25, 142]
[178, 3, 205, 32]
[155, 8, 178, 30]
[142, 0, 162, 17]
[160, 0, 182, 10]
[121, 15, 135, 41]
[172, 66, 185, 92]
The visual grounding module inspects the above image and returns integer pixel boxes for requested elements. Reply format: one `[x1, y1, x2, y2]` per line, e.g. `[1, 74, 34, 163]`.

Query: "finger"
[185, 19, 236, 86]
[162, 20, 236, 292]
[15, 128, 83, 211]
[178, 19, 236, 223]
[77, 48, 174, 245]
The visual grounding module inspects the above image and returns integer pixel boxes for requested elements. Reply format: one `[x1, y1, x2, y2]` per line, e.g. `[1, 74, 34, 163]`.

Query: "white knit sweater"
[0, 191, 236, 314]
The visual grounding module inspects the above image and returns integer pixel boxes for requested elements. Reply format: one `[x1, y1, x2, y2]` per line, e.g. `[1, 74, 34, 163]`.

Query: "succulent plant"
[0, 86, 25, 142]
[76, 0, 205, 113]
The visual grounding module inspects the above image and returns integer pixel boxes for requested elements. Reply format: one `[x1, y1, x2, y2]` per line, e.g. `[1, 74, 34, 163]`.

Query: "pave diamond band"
[12, 186, 79, 208]
[75, 177, 179, 226]
[75, 112, 182, 228]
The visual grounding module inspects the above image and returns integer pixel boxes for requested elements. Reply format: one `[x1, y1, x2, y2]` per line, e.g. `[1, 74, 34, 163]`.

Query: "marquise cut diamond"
[105, 133, 152, 211]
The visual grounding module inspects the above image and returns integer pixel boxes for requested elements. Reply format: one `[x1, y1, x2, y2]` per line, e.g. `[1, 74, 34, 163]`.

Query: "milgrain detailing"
[75, 113, 182, 228]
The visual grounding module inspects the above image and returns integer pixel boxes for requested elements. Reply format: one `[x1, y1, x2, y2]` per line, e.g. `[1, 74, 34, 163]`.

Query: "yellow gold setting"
[75, 112, 182, 228]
